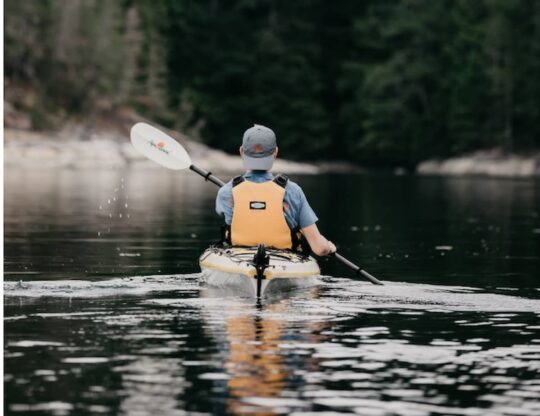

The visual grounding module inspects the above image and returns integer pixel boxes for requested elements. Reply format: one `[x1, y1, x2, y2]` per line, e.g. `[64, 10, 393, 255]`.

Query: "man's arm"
[285, 180, 335, 256]
[301, 223, 336, 256]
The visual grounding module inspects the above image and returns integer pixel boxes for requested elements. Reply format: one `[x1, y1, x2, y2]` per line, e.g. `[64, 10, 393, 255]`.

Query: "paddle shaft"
[189, 164, 225, 187]
[334, 253, 384, 285]
[188, 165, 383, 285]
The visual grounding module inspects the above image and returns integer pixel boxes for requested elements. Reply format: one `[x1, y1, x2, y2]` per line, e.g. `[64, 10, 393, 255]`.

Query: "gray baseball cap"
[241, 124, 277, 170]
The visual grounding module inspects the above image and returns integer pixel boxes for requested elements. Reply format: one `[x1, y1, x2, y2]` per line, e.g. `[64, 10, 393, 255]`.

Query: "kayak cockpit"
[199, 244, 320, 298]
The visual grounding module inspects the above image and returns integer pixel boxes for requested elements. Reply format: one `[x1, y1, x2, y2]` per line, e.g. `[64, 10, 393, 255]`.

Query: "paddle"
[131, 122, 225, 187]
[130, 122, 384, 285]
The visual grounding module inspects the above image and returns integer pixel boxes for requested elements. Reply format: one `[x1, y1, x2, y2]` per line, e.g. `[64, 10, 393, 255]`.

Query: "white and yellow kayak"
[199, 245, 320, 297]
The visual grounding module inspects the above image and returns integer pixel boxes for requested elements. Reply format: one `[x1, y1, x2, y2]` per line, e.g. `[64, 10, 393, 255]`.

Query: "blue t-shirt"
[216, 171, 318, 230]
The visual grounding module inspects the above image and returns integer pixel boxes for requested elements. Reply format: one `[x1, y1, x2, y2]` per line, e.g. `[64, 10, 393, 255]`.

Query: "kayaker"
[216, 124, 336, 256]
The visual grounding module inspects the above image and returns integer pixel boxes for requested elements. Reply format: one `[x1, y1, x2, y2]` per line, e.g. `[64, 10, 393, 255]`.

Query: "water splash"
[5, 275, 540, 313]
[3, 274, 200, 298]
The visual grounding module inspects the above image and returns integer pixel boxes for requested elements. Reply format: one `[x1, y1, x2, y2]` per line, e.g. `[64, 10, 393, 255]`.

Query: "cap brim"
[242, 154, 275, 170]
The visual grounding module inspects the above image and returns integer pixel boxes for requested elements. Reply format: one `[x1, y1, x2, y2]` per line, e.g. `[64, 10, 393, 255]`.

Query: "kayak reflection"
[199, 287, 325, 415]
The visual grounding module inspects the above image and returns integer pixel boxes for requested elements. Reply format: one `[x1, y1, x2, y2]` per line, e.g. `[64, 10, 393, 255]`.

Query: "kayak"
[199, 245, 320, 297]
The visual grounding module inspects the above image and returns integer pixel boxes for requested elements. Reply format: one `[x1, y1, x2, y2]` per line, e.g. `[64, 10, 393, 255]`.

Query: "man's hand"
[326, 240, 337, 255]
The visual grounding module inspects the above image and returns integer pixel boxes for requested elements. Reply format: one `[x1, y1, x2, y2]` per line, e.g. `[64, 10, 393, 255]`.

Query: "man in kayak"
[216, 124, 336, 256]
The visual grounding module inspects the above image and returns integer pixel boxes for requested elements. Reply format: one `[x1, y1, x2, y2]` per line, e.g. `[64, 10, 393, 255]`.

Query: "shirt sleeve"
[216, 182, 234, 225]
[285, 181, 318, 229]
[297, 187, 318, 228]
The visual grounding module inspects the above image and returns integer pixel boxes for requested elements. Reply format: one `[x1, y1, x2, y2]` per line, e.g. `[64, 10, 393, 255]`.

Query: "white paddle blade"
[130, 122, 192, 170]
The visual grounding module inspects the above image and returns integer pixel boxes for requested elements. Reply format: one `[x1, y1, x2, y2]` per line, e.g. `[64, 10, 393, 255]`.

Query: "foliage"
[4, 0, 540, 165]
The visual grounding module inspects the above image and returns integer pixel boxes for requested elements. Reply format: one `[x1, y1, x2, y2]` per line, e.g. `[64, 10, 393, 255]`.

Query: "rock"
[75, 140, 126, 168]
[273, 159, 319, 174]
[3, 127, 336, 173]
[417, 149, 539, 178]
[119, 142, 144, 161]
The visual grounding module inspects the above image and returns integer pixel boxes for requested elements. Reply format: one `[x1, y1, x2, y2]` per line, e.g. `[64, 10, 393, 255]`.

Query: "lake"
[4, 168, 540, 415]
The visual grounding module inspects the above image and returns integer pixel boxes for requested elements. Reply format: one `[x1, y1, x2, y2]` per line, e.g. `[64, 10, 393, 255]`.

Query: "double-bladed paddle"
[130, 122, 384, 285]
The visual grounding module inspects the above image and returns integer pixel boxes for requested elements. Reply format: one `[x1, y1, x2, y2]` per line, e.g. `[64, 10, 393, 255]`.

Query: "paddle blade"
[130, 122, 192, 170]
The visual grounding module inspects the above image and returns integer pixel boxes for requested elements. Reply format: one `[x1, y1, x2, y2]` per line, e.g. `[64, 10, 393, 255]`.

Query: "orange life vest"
[230, 175, 293, 249]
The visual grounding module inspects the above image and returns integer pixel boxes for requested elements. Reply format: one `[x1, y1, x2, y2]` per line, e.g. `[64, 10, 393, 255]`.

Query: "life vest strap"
[233, 174, 287, 188]
[290, 227, 311, 256]
[273, 174, 288, 188]
[221, 224, 231, 244]
[232, 175, 245, 187]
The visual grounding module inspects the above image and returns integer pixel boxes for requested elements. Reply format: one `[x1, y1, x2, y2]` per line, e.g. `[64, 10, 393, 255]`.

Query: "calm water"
[4, 168, 540, 416]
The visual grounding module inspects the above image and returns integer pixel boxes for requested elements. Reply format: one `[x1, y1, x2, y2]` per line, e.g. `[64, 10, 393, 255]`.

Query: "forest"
[5, 0, 540, 167]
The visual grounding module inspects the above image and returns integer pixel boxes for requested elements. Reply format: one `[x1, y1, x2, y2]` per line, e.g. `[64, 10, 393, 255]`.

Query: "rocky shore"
[4, 122, 539, 177]
[4, 123, 360, 174]
[417, 149, 540, 178]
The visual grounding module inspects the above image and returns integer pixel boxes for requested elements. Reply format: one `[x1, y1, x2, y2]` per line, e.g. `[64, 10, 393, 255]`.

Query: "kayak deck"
[199, 246, 320, 297]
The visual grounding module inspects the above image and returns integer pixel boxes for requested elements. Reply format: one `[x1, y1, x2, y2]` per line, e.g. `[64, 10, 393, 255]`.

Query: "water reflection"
[4, 168, 223, 280]
[4, 278, 540, 415]
[117, 351, 189, 415]
[4, 167, 540, 415]
[4, 168, 540, 287]
[200, 287, 324, 415]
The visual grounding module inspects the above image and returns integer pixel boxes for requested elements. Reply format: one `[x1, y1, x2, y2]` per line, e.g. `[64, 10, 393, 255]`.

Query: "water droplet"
[124, 203, 128, 208]
[107, 199, 111, 204]
[98, 232, 101, 237]
[99, 205, 102, 210]
[435, 246, 453, 251]
[113, 197, 116, 201]
[109, 213, 112, 218]
[119, 213, 123, 218]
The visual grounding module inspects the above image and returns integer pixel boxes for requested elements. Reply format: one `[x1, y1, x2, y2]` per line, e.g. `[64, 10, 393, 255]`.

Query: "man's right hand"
[326, 240, 337, 255]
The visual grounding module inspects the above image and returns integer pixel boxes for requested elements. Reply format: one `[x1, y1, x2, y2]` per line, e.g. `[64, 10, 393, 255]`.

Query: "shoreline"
[3, 126, 360, 174]
[4, 126, 539, 178]
[417, 149, 540, 178]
